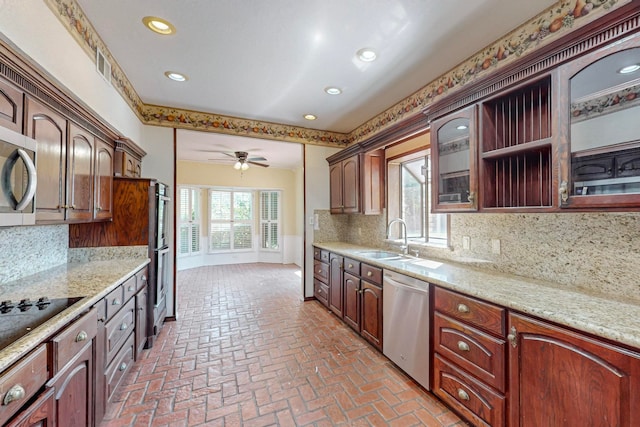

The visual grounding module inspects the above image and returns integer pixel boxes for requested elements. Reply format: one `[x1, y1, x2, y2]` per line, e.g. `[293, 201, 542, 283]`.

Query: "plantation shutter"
[260, 191, 280, 250]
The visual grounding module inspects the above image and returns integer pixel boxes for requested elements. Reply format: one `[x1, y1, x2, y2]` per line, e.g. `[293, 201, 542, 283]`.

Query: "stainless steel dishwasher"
[383, 270, 430, 390]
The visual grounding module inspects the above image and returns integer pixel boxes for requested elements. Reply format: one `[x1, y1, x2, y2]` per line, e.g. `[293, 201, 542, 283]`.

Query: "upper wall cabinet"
[26, 97, 114, 223]
[431, 105, 478, 212]
[0, 77, 24, 133]
[328, 149, 385, 215]
[558, 33, 640, 209]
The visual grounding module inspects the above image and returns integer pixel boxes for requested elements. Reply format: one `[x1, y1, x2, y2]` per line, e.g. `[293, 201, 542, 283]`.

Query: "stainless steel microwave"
[0, 126, 37, 226]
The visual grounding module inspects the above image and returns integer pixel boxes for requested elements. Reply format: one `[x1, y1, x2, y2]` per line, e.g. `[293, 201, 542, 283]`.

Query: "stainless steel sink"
[357, 250, 403, 259]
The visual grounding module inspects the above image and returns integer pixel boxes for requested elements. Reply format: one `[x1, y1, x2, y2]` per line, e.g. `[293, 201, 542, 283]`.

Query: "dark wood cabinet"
[328, 253, 344, 317]
[5, 388, 55, 427]
[67, 123, 95, 222]
[135, 286, 148, 359]
[360, 280, 382, 350]
[114, 138, 145, 178]
[508, 312, 640, 427]
[432, 286, 507, 427]
[0, 76, 24, 133]
[431, 105, 478, 212]
[343, 271, 360, 331]
[328, 150, 385, 215]
[25, 98, 67, 223]
[94, 138, 114, 220]
[313, 247, 330, 307]
[329, 155, 359, 214]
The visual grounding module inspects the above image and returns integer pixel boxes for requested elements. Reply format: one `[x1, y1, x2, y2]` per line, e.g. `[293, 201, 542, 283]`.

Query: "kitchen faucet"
[386, 218, 408, 255]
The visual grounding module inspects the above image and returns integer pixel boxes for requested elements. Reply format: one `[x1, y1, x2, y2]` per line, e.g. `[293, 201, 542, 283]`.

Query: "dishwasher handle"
[383, 272, 429, 294]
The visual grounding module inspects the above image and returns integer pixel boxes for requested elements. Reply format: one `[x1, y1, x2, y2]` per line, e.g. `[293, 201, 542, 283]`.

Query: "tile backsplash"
[314, 210, 640, 301]
[0, 224, 68, 284]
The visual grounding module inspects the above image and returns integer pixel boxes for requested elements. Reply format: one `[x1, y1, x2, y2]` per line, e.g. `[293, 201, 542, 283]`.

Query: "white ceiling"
[75, 0, 557, 167]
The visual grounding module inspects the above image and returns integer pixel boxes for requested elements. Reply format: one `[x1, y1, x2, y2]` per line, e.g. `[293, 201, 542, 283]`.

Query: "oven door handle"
[2, 148, 37, 211]
[157, 247, 170, 255]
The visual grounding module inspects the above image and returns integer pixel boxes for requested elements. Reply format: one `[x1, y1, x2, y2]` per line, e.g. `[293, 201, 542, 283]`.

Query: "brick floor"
[100, 263, 467, 427]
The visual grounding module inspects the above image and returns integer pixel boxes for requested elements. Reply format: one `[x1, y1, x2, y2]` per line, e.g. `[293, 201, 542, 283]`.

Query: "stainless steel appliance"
[0, 126, 37, 226]
[383, 270, 430, 390]
[153, 182, 170, 335]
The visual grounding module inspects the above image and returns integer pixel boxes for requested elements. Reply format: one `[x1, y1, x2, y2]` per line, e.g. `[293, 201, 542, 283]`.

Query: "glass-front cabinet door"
[559, 33, 640, 208]
[430, 105, 477, 212]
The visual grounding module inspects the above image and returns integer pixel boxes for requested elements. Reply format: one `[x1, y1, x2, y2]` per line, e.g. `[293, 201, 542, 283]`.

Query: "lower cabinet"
[360, 279, 383, 351]
[5, 388, 55, 427]
[433, 285, 640, 427]
[50, 343, 94, 427]
[508, 312, 640, 427]
[328, 253, 344, 317]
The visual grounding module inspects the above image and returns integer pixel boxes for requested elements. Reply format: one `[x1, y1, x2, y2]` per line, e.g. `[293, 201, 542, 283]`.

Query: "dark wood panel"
[51, 342, 93, 427]
[0, 76, 23, 133]
[434, 287, 505, 336]
[67, 122, 94, 221]
[328, 254, 343, 317]
[509, 312, 640, 427]
[5, 387, 55, 427]
[343, 272, 360, 331]
[360, 281, 382, 351]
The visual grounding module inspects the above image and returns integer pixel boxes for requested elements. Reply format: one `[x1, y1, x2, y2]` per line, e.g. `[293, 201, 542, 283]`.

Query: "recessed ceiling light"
[142, 16, 176, 35]
[304, 114, 317, 121]
[456, 125, 468, 130]
[357, 48, 377, 62]
[618, 64, 640, 74]
[164, 71, 187, 82]
[325, 87, 342, 95]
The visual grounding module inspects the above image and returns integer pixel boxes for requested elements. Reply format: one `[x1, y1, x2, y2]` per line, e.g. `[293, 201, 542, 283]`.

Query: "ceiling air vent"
[96, 47, 111, 84]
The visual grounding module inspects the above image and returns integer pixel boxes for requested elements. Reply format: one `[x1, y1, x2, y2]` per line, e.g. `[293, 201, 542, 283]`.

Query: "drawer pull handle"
[3, 384, 25, 405]
[75, 330, 88, 342]
[367, 271, 372, 277]
[457, 389, 470, 401]
[120, 323, 128, 331]
[141, 275, 147, 283]
[128, 286, 135, 292]
[457, 341, 470, 352]
[348, 263, 353, 268]
[317, 269, 322, 274]
[457, 303, 469, 313]
[112, 299, 121, 306]
[119, 362, 127, 372]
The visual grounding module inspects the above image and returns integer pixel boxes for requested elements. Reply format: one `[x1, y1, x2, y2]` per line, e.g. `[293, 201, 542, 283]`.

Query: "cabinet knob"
[112, 299, 121, 306]
[508, 326, 518, 348]
[457, 388, 470, 401]
[457, 341, 470, 352]
[120, 323, 128, 331]
[367, 271, 372, 277]
[3, 384, 25, 405]
[348, 263, 353, 268]
[141, 275, 147, 282]
[75, 330, 88, 342]
[317, 269, 322, 274]
[128, 286, 135, 292]
[457, 303, 469, 313]
[119, 362, 127, 372]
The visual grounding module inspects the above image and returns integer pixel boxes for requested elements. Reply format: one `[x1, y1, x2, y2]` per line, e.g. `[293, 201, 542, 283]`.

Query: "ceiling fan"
[208, 151, 269, 170]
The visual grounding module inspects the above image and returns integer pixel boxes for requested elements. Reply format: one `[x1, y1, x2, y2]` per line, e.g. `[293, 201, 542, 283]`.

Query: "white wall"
[304, 144, 341, 298]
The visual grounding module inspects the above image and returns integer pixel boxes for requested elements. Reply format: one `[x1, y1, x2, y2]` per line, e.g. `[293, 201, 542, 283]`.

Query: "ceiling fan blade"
[248, 161, 269, 168]
[247, 156, 267, 162]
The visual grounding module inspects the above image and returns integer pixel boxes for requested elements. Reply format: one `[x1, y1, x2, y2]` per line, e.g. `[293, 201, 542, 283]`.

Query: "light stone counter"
[0, 258, 149, 372]
[314, 242, 640, 351]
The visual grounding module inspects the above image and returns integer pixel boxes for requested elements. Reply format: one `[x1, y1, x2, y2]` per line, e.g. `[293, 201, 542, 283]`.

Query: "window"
[209, 190, 253, 251]
[260, 191, 281, 250]
[388, 149, 448, 246]
[177, 187, 201, 256]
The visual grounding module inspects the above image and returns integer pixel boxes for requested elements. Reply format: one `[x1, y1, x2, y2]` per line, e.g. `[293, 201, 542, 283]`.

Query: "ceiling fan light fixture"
[142, 16, 176, 35]
[304, 114, 317, 121]
[357, 48, 377, 62]
[241, 162, 249, 171]
[165, 71, 188, 82]
[234, 161, 242, 170]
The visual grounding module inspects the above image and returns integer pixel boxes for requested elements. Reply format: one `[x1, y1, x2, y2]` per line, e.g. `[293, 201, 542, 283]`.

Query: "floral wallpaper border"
[44, 0, 630, 148]
[571, 83, 640, 122]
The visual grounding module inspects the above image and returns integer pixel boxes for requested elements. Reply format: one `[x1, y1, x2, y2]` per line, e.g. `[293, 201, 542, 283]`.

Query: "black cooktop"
[0, 296, 83, 352]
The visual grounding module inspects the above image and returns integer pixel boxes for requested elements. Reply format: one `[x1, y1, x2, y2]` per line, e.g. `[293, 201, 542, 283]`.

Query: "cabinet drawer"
[105, 298, 135, 364]
[105, 285, 125, 320]
[434, 312, 506, 392]
[105, 334, 134, 402]
[320, 250, 330, 263]
[433, 354, 505, 427]
[434, 287, 505, 336]
[343, 257, 360, 276]
[313, 260, 329, 282]
[136, 266, 148, 291]
[313, 247, 322, 260]
[122, 274, 137, 302]
[50, 308, 97, 374]
[314, 279, 329, 307]
[0, 345, 48, 426]
[361, 263, 382, 285]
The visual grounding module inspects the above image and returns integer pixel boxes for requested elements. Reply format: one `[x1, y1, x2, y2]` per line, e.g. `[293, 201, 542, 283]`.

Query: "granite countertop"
[0, 258, 150, 372]
[313, 242, 640, 351]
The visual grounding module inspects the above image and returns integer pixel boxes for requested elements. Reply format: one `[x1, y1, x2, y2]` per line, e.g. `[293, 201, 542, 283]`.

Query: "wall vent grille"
[96, 48, 111, 85]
